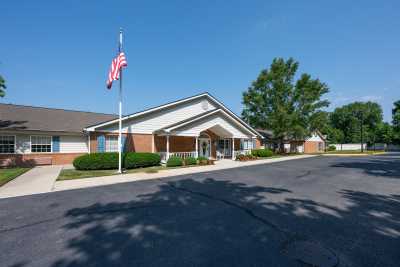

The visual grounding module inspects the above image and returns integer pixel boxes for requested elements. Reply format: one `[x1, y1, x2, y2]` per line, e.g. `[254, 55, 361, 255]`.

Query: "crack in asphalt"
[159, 179, 340, 267]
[296, 170, 312, 179]
[158, 179, 292, 237]
[0, 204, 167, 234]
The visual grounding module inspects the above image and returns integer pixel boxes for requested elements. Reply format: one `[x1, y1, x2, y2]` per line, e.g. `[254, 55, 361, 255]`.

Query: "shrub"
[184, 157, 197, 166]
[124, 152, 161, 169]
[167, 156, 183, 167]
[73, 153, 119, 170]
[197, 156, 208, 165]
[328, 145, 336, 151]
[251, 149, 273, 157]
[236, 154, 257, 161]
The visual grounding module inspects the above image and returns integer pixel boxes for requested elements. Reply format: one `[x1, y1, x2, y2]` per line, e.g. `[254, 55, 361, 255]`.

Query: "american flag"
[107, 52, 127, 89]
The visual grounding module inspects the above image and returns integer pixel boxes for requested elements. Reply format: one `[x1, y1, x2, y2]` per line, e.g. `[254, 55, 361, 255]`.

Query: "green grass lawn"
[57, 165, 169, 181]
[0, 168, 31, 187]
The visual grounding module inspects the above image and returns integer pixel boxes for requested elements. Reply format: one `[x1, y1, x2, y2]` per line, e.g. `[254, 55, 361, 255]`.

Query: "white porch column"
[195, 136, 198, 158]
[166, 135, 170, 160]
[232, 137, 235, 160]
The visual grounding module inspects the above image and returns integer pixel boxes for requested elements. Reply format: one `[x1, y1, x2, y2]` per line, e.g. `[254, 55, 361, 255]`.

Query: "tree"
[242, 58, 329, 151]
[393, 100, 400, 144]
[375, 122, 393, 144]
[0, 75, 5, 97]
[330, 101, 383, 144]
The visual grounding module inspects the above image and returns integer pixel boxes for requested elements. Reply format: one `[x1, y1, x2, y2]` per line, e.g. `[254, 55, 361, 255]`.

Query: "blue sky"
[1, 1, 399, 121]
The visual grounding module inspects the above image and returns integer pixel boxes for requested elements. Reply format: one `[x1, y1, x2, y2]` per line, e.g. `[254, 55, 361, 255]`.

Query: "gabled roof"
[85, 92, 263, 137]
[156, 108, 257, 136]
[157, 109, 219, 132]
[0, 103, 117, 133]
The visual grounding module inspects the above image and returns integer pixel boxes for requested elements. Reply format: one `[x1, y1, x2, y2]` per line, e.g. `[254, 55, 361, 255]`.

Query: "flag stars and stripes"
[107, 52, 127, 89]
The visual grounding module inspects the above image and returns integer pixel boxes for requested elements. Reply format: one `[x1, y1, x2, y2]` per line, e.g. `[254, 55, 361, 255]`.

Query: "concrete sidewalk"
[54, 155, 317, 192]
[0, 166, 62, 199]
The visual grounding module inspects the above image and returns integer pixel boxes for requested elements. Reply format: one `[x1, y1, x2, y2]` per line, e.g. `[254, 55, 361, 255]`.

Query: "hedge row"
[251, 149, 274, 157]
[73, 152, 161, 170]
[166, 156, 210, 167]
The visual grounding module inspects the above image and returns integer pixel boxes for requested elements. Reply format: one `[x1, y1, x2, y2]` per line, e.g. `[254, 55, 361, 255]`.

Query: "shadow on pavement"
[331, 157, 400, 178]
[49, 177, 400, 267]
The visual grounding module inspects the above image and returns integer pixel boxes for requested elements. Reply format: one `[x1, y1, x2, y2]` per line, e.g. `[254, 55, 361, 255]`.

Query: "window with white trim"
[242, 139, 254, 150]
[0, 135, 15, 154]
[31, 136, 52, 153]
[106, 136, 119, 152]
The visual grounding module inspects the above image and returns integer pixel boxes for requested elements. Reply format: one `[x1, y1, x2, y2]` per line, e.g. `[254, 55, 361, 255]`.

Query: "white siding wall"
[60, 135, 88, 153]
[3, 133, 88, 154]
[99, 98, 217, 134]
[306, 133, 323, 142]
[173, 113, 251, 138]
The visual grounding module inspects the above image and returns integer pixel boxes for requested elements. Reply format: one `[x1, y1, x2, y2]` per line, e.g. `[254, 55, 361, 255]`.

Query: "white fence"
[331, 144, 367, 151]
[158, 151, 197, 162]
[331, 143, 400, 151]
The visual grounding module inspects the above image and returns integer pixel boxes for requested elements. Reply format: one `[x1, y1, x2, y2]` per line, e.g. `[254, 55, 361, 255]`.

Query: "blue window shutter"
[121, 135, 127, 152]
[240, 139, 244, 150]
[52, 136, 60, 152]
[252, 139, 256, 149]
[97, 135, 105, 152]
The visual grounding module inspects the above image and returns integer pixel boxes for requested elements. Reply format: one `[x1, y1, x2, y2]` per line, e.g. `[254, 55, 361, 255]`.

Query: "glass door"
[218, 139, 232, 158]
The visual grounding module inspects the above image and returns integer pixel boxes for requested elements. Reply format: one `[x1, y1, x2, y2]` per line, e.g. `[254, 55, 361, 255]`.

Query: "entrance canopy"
[154, 109, 255, 139]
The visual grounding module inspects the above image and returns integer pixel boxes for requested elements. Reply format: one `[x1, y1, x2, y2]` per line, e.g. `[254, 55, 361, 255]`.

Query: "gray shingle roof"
[0, 103, 117, 133]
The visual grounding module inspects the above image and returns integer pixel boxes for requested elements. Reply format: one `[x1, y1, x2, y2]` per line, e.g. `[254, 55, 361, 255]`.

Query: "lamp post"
[360, 112, 364, 153]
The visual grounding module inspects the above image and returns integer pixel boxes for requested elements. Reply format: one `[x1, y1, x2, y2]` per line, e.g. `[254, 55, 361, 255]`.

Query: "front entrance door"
[218, 139, 232, 158]
[198, 138, 211, 158]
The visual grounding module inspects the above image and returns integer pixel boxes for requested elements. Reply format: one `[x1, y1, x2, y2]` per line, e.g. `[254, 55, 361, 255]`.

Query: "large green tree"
[392, 100, 400, 144]
[329, 101, 383, 144]
[242, 58, 329, 149]
[0, 75, 5, 97]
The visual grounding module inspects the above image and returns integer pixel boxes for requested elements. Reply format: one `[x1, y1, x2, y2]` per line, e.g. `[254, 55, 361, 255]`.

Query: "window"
[31, 136, 52, 153]
[318, 142, 324, 152]
[242, 139, 254, 150]
[106, 136, 119, 152]
[0, 136, 15, 154]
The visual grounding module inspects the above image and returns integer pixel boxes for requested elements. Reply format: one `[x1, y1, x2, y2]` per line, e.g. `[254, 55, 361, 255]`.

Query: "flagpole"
[118, 28, 123, 174]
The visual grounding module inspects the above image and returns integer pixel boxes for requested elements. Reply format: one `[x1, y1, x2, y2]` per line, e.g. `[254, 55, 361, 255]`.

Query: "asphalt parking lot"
[1, 154, 399, 267]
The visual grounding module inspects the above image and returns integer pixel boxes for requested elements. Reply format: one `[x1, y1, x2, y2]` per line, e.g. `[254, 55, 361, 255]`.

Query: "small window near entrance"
[106, 136, 119, 152]
[242, 139, 253, 150]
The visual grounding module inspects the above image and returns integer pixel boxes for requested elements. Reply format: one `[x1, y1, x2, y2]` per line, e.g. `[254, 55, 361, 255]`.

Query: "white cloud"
[360, 95, 383, 102]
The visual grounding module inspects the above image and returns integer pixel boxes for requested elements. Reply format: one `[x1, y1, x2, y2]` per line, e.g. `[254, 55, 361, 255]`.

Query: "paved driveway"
[0, 154, 399, 267]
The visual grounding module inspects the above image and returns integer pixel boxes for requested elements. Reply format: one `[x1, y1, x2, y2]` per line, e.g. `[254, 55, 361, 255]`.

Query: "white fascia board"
[164, 109, 222, 132]
[167, 109, 256, 137]
[84, 93, 210, 131]
[205, 94, 263, 138]
[84, 92, 262, 138]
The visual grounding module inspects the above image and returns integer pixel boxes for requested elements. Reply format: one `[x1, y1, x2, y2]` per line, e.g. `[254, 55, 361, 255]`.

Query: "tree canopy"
[393, 100, 400, 144]
[0, 75, 5, 97]
[329, 101, 383, 144]
[242, 58, 329, 145]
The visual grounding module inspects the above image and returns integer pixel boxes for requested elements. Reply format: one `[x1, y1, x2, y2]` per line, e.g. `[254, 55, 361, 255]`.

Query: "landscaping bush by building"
[124, 152, 161, 169]
[167, 156, 183, 167]
[184, 157, 197, 166]
[251, 149, 273, 157]
[236, 154, 257, 161]
[328, 145, 336, 151]
[197, 156, 209, 165]
[73, 153, 119, 170]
